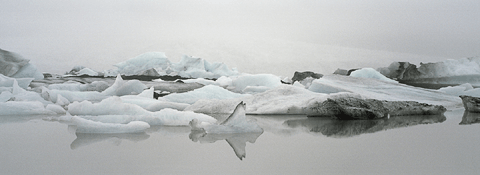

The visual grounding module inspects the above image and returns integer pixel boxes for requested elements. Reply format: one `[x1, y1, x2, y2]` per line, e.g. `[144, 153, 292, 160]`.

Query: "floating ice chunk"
[189, 101, 263, 133]
[186, 84, 330, 114]
[172, 55, 239, 79]
[47, 81, 109, 92]
[0, 101, 55, 115]
[229, 74, 282, 93]
[78, 108, 216, 126]
[47, 89, 106, 103]
[0, 91, 13, 102]
[308, 75, 462, 109]
[439, 83, 480, 98]
[350, 68, 397, 83]
[120, 87, 189, 111]
[76, 68, 98, 76]
[68, 96, 216, 125]
[101, 75, 147, 96]
[112, 52, 171, 76]
[160, 85, 249, 104]
[46, 104, 66, 114]
[61, 115, 150, 134]
[0, 74, 33, 89]
[11, 63, 44, 80]
[68, 96, 148, 115]
[10, 79, 51, 105]
[0, 48, 29, 76]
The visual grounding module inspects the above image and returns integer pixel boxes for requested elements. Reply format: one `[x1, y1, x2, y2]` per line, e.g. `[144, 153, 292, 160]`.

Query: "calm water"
[1, 109, 479, 174]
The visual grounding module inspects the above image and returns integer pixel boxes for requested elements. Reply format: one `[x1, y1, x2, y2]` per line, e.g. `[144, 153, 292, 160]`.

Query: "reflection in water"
[71, 131, 150, 149]
[189, 131, 263, 160]
[284, 115, 446, 138]
[460, 111, 480, 125]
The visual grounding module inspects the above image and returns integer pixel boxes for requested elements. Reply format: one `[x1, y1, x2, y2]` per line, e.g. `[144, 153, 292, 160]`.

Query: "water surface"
[1, 109, 479, 174]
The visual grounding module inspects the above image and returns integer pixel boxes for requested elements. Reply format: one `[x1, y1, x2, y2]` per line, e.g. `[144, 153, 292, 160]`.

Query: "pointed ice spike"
[220, 101, 246, 126]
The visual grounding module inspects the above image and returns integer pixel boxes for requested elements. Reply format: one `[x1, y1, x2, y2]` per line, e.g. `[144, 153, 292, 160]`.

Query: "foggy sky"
[1, 0, 479, 75]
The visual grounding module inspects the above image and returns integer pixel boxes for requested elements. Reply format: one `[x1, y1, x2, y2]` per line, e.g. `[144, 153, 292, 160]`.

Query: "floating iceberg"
[378, 57, 480, 86]
[67, 96, 216, 126]
[308, 75, 462, 109]
[350, 68, 397, 83]
[0, 101, 55, 116]
[438, 83, 480, 97]
[160, 85, 249, 105]
[105, 52, 239, 79]
[0, 48, 44, 80]
[59, 115, 150, 134]
[189, 101, 263, 133]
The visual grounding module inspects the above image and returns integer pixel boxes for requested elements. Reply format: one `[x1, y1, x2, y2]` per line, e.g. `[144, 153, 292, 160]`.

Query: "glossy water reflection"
[189, 131, 263, 160]
[284, 114, 446, 138]
[2, 110, 480, 174]
[460, 111, 480, 125]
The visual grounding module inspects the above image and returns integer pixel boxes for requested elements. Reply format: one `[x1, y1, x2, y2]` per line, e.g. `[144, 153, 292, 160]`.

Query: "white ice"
[308, 75, 462, 109]
[105, 52, 239, 79]
[160, 85, 249, 104]
[67, 96, 217, 126]
[350, 68, 397, 83]
[438, 83, 480, 97]
[120, 87, 189, 111]
[59, 115, 150, 134]
[101, 75, 147, 96]
[76, 67, 99, 76]
[189, 101, 263, 133]
[0, 101, 55, 115]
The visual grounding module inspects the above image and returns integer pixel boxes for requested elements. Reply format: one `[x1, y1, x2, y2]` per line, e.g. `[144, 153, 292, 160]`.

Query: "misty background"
[1, 0, 479, 77]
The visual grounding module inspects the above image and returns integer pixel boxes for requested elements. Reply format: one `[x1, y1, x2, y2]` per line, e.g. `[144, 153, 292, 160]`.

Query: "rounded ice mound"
[229, 74, 282, 93]
[350, 68, 397, 83]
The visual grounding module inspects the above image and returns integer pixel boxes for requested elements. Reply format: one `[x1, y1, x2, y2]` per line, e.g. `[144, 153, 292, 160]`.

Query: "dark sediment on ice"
[306, 97, 446, 120]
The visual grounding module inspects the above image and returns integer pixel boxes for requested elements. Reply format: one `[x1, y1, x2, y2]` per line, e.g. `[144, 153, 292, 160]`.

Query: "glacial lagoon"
[1, 109, 479, 175]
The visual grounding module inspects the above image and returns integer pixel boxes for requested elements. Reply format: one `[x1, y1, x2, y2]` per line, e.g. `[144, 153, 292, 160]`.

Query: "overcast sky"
[1, 0, 479, 75]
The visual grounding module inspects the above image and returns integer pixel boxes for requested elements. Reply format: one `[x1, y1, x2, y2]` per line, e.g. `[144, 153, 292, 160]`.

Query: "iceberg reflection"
[71, 132, 150, 150]
[284, 114, 446, 138]
[189, 131, 262, 160]
[460, 111, 480, 125]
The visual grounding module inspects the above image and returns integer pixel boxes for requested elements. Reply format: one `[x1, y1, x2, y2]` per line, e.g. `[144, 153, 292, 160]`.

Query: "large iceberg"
[377, 57, 480, 86]
[0, 49, 44, 80]
[105, 52, 239, 79]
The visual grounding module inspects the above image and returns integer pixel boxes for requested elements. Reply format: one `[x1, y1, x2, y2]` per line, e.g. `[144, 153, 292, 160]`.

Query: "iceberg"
[120, 87, 189, 111]
[308, 75, 462, 109]
[0, 101, 55, 115]
[350, 68, 397, 83]
[67, 96, 216, 126]
[377, 57, 480, 86]
[0, 48, 30, 77]
[105, 52, 239, 79]
[189, 101, 263, 133]
[101, 75, 147, 96]
[76, 68, 99, 76]
[59, 115, 150, 134]
[160, 85, 249, 105]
